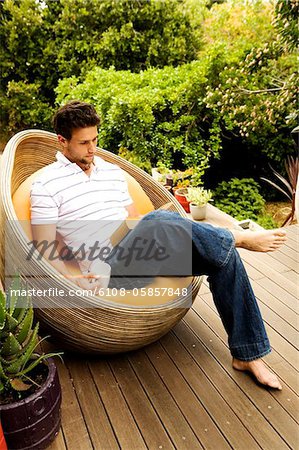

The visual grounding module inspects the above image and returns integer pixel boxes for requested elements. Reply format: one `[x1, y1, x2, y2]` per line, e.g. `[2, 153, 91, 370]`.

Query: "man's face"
[58, 126, 98, 168]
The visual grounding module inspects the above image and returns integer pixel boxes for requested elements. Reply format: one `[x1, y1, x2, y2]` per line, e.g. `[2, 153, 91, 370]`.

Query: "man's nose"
[87, 142, 96, 153]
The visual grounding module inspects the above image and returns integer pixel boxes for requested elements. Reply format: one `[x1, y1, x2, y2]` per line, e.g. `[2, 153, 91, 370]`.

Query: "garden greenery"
[56, 62, 220, 170]
[213, 178, 277, 228]
[0, 0, 297, 202]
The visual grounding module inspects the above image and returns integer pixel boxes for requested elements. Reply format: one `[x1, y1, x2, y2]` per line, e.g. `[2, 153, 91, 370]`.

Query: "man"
[31, 100, 287, 390]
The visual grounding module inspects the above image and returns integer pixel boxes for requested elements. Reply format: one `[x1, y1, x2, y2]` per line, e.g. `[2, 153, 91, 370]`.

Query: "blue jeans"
[107, 210, 271, 361]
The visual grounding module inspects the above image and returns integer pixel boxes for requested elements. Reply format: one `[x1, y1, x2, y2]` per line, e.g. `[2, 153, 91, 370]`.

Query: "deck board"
[47, 223, 298, 450]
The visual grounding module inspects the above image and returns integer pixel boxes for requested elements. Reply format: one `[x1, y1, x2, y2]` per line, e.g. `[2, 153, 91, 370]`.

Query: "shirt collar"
[55, 151, 103, 173]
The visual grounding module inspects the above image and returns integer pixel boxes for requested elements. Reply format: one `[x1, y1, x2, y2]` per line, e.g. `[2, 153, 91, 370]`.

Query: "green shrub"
[2, 81, 54, 133]
[213, 178, 265, 221]
[203, 1, 298, 168]
[56, 62, 220, 169]
[256, 213, 278, 230]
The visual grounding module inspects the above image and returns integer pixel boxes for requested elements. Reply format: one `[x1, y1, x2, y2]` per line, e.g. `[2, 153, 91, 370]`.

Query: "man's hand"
[67, 273, 109, 295]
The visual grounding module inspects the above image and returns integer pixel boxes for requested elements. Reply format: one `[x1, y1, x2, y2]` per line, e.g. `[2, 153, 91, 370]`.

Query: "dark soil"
[0, 362, 48, 405]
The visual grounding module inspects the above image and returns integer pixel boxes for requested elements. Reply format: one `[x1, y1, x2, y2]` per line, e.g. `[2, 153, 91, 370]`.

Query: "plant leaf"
[0, 290, 6, 309]
[0, 361, 9, 381]
[260, 178, 292, 200]
[6, 323, 39, 375]
[15, 352, 63, 377]
[10, 378, 32, 391]
[1, 333, 22, 357]
[8, 277, 20, 316]
[0, 299, 5, 331]
[5, 313, 19, 332]
[16, 306, 33, 344]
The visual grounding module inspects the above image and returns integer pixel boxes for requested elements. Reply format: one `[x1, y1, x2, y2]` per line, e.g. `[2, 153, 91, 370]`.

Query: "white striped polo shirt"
[30, 151, 133, 273]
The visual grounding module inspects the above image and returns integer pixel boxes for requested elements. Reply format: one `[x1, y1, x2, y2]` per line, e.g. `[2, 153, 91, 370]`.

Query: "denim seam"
[231, 347, 271, 362]
[230, 338, 270, 350]
[219, 230, 235, 268]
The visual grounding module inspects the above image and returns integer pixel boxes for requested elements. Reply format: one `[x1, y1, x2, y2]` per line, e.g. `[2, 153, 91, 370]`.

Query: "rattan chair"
[0, 130, 202, 353]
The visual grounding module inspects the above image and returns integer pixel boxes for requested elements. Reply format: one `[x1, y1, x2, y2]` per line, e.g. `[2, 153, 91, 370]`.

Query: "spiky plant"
[0, 278, 62, 393]
[261, 156, 299, 226]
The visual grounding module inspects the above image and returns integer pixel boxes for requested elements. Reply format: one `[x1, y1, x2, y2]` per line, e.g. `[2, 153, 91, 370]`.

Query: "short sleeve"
[30, 181, 59, 225]
[118, 170, 133, 207]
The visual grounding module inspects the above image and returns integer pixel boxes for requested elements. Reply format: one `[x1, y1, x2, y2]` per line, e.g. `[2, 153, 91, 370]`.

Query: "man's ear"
[57, 134, 68, 149]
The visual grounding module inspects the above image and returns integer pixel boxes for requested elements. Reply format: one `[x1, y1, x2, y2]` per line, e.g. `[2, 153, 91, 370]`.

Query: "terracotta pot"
[0, 358, 61, 450]
[190, 203, 207, 220]
[0, 422, 7, 450]
[174, 188, 190, 213]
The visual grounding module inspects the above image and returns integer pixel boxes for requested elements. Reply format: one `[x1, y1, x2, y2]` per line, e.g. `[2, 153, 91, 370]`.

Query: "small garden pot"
[174, 188, 190, 213]
[190, 203, 207, 220]
[0, 358, 61, 450]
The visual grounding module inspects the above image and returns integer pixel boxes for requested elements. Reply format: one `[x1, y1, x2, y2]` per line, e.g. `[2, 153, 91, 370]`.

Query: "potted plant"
[151, 161, 173, 183]
[0, 279, 63, 450]
[173, 187, 190, 212]
[186, 187, 213, 220]
[172, 169, 194, 212]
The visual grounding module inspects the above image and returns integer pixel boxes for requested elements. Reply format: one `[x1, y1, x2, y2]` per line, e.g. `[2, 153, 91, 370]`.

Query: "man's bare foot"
[232, 358, 282, 390]
[232, 228, 287, 252]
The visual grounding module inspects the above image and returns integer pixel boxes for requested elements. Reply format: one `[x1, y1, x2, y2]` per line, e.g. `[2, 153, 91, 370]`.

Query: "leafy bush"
[1, 81, 54, 133]
[203, 0, 298, 169]
[0, 0, 201, 134]
[56, 62, 220, 169]
[213, 178, 265, 221]
[52, 0, 200, 76]
[256, 213, 278, 230]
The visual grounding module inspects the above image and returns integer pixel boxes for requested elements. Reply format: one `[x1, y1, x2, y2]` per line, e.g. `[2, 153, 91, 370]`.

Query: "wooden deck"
[47, 221, 298, 450]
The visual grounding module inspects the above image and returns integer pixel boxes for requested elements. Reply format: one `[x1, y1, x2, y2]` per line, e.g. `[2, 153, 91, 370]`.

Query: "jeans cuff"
[230, 339, 271, 361]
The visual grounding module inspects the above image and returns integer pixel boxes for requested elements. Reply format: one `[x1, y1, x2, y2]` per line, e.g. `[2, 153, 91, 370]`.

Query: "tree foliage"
[0, 0, 297, 197]
[51, 0, 200, 76]
[56, 61, 221, 170]
[202, 0, 298, 168]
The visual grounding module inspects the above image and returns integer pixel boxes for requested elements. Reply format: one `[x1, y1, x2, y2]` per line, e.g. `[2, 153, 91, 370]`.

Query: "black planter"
[0, 359, 61, 450]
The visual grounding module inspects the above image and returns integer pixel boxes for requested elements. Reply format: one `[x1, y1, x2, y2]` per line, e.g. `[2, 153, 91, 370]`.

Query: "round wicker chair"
[0, 130, 202, 353]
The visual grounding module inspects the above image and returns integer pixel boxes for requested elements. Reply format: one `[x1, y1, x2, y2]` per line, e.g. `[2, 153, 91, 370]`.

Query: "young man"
[31, 100, 287, 390]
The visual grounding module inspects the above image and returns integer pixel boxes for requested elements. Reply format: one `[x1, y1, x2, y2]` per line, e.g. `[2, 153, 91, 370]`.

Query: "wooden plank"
[55, 357, 93, 450]
[175, 318, 298, 439]
[255, 277, 298, 314]
[268, 249, 299, 273]
[157, 333, 261, 450]
[184, 308, 298, 449]
[127, 349, 203, 449]
[238, 249, 298, 297]
[283, 232, 298, 246]
[192, 296, 299, 395]
[201, 291, 299, 371]
[278, 243, 298, 262]
[194, 299, 299, 424]
[251, 280, 298, 332]
[283, 270, 299, 284]
[48, 430, 67, 450]
[243, 261, 265, 280]
[238, 248, 291, 273]
[142, 342, 232, 450]
[88, 360, 147, 450]
[285, 225, 299, 237]
[109, 356, 175, 449]
[67, 357, 119, 450]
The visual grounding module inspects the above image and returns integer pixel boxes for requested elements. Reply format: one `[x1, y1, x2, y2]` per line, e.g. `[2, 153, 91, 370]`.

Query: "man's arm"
[32, 224, 105, 291]
[32, 224, 71, 277]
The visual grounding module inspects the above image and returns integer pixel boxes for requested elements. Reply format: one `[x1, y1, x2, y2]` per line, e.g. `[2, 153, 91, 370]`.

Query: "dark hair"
[53, 100, 100, 140]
